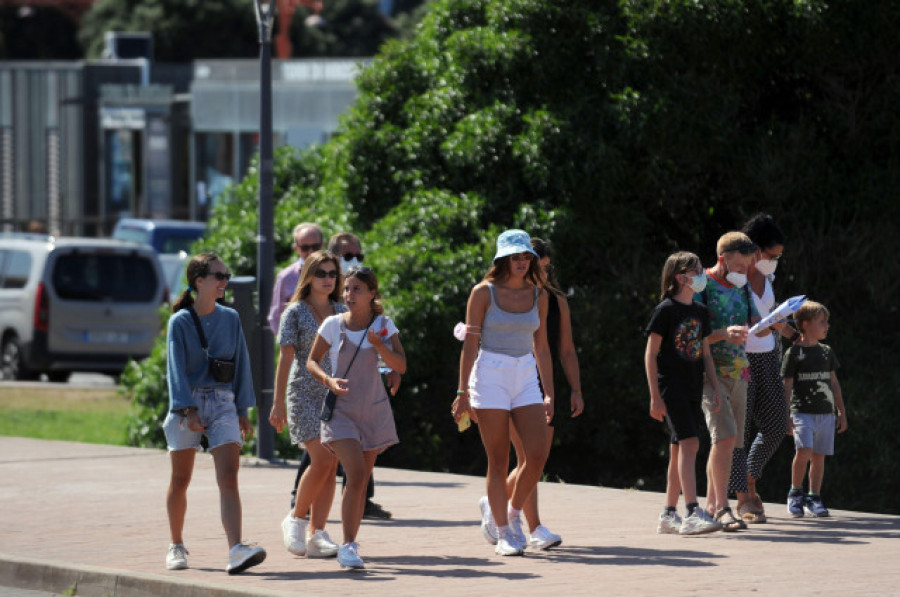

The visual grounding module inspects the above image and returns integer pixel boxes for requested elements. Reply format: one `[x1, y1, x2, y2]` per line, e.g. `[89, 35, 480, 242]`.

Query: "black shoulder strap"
[337, 313, 377, 378]
[187, 306, 208, 349]
[745, 285, 752, 324]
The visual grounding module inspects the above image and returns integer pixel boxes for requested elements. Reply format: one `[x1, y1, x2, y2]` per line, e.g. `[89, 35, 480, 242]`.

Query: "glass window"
[112, 228, 151, 245]
[105, 130, 142, 220]
[195, 132, 234, 219]
[52, 253, 158, 302]
[1, 250, 32, 289]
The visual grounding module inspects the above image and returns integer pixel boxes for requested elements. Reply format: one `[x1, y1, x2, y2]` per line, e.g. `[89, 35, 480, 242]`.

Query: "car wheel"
[47, 371, 71, 383]
[1, 335, 36, 381]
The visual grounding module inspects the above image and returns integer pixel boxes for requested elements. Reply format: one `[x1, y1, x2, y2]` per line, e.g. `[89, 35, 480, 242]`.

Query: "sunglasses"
[342, 253, 365, 262]
[510, 252, 534, 262]
[314, 269, 339, 279]
[295, 242, 322, 252]
[206, 272, 232, 281]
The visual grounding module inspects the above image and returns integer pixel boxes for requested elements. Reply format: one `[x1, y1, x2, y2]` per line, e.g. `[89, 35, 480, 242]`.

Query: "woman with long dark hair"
[163, 253, 266, 574]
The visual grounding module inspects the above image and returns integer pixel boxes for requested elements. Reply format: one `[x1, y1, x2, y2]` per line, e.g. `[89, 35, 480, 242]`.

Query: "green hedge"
[122, 0, 900, 514]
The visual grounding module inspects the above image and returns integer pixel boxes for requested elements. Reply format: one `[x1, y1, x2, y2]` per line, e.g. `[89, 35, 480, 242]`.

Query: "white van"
[0, 234, 167, 382]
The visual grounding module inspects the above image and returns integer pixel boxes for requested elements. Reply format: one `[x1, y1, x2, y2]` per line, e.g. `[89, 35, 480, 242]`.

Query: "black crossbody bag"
[188, 306, 236, 383]
[321, 314, 376, 422]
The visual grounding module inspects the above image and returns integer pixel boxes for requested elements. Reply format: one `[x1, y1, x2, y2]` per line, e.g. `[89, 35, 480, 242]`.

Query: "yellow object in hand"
[457, 411, 471, 432]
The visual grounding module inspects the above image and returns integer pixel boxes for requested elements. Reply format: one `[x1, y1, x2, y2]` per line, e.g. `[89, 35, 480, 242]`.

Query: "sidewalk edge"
[0, 553, 299, 597]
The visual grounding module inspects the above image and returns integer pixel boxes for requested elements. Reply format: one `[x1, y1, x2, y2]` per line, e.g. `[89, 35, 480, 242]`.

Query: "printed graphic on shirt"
[697, 276, 757, 381]
[781, 343, 839, 415]
[674, 317, 703, 362]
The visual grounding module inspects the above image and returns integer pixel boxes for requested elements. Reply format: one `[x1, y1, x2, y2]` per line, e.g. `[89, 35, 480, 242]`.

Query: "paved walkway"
[1, 437, 898, 596]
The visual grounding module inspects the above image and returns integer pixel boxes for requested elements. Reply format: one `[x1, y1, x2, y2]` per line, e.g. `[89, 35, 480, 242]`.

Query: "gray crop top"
[480, 283, 540, 357]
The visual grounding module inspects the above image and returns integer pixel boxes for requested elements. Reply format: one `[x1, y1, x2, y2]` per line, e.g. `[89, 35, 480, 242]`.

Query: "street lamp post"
[254, 0, 276, 460]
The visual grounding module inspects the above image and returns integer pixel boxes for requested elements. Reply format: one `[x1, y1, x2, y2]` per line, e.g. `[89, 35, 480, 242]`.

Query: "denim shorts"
[163, 387, 243, 452]
[792, 413, 835, 455]
[468, 350, 543, 411]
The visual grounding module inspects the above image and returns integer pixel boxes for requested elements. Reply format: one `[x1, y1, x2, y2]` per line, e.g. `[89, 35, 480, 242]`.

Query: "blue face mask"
[688, 272, 708, 293]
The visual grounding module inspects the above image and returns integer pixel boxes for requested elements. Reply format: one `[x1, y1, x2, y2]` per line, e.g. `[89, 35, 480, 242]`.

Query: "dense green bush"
[123, 0, 900, 514]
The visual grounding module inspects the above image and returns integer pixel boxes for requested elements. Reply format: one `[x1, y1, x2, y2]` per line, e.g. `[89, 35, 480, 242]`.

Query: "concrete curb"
[0, 555, 304, 597]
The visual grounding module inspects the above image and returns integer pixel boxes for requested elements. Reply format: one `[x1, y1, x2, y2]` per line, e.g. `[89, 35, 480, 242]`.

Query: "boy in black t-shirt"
[781, 301, 848, 518]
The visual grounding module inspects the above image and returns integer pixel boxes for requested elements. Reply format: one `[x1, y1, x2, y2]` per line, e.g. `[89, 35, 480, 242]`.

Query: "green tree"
[290, 0, 399, 57]
[124, 0, 900, 514]
[79, 0, 259, 60]
[0, 6, 82, 59]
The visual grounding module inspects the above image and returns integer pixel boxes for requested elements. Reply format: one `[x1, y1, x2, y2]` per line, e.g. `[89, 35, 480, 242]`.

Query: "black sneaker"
[363, 500, 392, 519]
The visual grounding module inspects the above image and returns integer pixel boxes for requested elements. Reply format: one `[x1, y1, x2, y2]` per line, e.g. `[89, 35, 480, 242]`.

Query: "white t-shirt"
[746, 277, 776, 354]
[317, 313, 399, 375]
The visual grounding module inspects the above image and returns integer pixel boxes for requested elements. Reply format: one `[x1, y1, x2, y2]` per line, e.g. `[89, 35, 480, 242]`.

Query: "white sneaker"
[507, 508, 527, 550]
[657, 511, 682, 534]
[495, 529, 524, 556]
[679, 509, 723, 535]
[165, 543, 188, 570]
[529, 525, 562, 550]
[478, 496, 498, 545]
[337, 542, 365, 570]
[306, 529, 339, 558]
[226, 542, 266, 574]
[282, 513, 308, 556]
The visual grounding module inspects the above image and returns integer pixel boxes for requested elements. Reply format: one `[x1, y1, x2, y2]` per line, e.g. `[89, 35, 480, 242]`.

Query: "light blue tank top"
[480, 283, 540, 357]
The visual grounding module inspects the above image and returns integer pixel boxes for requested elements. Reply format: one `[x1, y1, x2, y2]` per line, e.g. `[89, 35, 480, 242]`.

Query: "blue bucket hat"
[493, 229, 539, 263]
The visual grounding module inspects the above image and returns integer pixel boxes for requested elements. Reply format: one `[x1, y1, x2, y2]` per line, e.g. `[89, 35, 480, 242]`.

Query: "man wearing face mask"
[695, 231, 762, 532]
[328, 232, 365, 274]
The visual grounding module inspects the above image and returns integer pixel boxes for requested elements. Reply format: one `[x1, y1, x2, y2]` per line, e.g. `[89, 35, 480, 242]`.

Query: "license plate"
[84, 331, 130, 344]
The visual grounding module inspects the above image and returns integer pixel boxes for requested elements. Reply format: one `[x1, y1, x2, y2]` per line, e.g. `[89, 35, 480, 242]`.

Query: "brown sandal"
[715, 507, 747, 532]
[751, 495, 768, 523]
[737, 499, 766, 524]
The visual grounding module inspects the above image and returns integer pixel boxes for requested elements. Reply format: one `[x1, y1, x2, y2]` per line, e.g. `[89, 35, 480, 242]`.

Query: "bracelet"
[322, 376, 330, 387]
[456, 389, 468, 395]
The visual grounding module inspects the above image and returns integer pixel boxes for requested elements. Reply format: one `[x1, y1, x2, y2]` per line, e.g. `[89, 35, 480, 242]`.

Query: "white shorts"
[469, 350, 543, 411]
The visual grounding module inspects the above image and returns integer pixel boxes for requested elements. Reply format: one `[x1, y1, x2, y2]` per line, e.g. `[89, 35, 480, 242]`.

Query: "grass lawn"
[0, 386, 131, 446]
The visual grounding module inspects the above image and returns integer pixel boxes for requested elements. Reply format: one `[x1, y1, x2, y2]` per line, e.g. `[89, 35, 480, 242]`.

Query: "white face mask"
[755, 259, 778, 277]
[341, 257, 361, 273]
[726, 271, 748, 288]
[688, 272, 708, 293]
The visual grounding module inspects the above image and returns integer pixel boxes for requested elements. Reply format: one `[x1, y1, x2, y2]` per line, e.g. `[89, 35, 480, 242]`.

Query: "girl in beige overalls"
[307, 267, 406, 570]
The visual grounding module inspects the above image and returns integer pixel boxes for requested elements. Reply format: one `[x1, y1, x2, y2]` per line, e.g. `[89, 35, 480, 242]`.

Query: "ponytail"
[174, 252, 220, 312]
[172, 288, 194, 313]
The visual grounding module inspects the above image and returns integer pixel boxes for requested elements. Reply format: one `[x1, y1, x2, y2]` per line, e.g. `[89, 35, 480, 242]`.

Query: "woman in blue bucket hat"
[453, 229, 555, 556]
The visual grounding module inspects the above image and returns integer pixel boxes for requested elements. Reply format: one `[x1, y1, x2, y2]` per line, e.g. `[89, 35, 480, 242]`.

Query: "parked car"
[0, 234, 168, 382]
[111, 218, 206, 254]
[112, 218, 206, 302]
